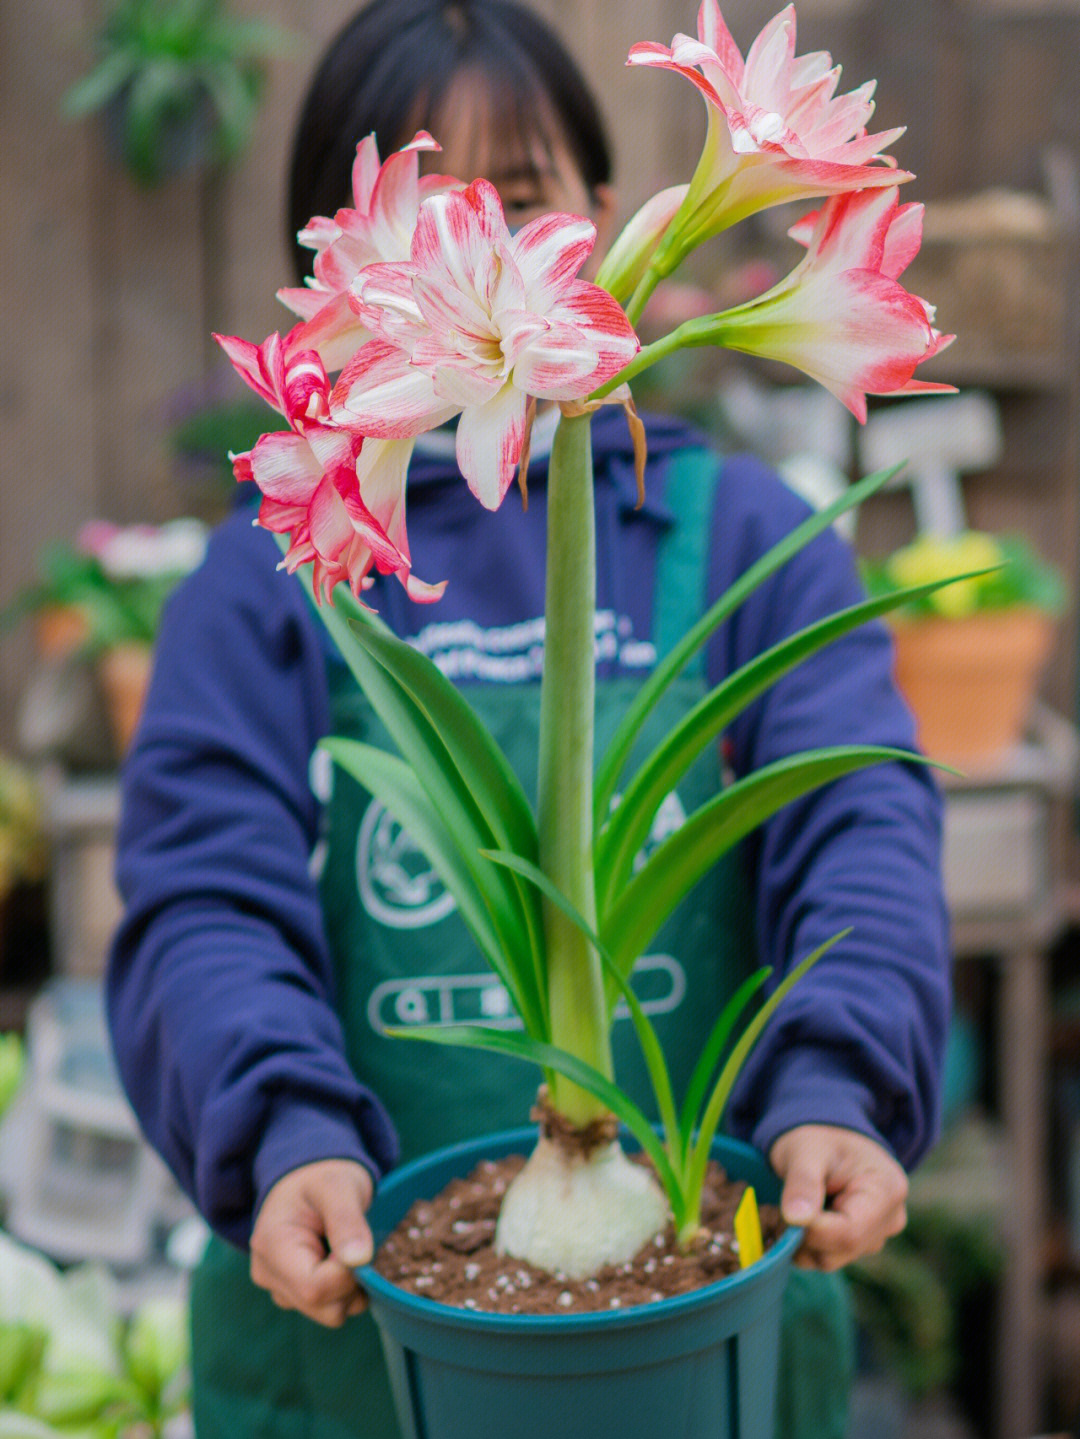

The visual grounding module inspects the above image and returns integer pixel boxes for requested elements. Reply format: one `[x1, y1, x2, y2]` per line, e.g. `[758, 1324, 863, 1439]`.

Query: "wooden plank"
[0, 0, 100, 747]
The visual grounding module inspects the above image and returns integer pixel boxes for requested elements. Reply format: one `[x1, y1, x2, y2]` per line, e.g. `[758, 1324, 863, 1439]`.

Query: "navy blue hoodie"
[108, 410, 948, 1247]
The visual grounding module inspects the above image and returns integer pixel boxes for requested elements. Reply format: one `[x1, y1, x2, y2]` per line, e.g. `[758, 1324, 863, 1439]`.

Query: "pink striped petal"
[286, 292, 374, 374]
[697, 0, 744, 80]
[411, 183, 501, 301]
[511, 213, 596, 311]
[496, 310, 551, 370]
[257, 495, 310, 536]
[549, 282, 640, 370]
[627, 44, 727, 112]
[410, 271, 501, 344]
[303, 419, 363, 473]
[307, 475, 358, 562]
[348, 263, 425, 345]
[356, 438, 414, 551]
[455, 383, 528, 509]
[214, 332, 286, 414]
[350, 134, 382, 211]
[511, 323, 603, 399]
[332, 339, 457, 436]
[276, 283, 329, 322]
[248, 431, 322, 503]
[881, 202, 925, 279]
[296, 216, 340, 255]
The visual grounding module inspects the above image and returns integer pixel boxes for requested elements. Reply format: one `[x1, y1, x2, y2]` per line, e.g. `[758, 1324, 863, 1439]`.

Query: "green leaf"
[198, 58, 258, 157]
[677, 967, 770, 1147]
[315, 595, 545, 1030]
[595, 568, 992, 909]
[323, 740, 545, 1038]
[682, 931, 849, 1229]
[593, 463, 906, 827]
[62, 50, 140, 117]
[325, 592, 545, 1023]
[603, 746, 936, 977]
[385, 1022, 684, 1210]
[339, 599, 538, 861]
[121, 58, 199, 184]
[481, 850, 681, 1163]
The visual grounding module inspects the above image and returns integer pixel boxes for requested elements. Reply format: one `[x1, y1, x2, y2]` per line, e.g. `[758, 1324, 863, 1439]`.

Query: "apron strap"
[650, 447, 723, 675]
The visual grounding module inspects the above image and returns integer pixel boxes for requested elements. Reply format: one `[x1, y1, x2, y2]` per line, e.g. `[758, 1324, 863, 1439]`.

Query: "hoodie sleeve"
[107, 511, 399, 1248]
[709, 457, 950, 1171]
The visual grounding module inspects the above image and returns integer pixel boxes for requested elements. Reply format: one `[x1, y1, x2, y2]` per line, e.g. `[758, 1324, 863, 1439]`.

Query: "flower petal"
[332, 339, 458, 436]
[455, 383, 528, 509]
[248, 432, 323, 503]
[214, 332, 286, 414]
[285, 292, 374, 374]
[511, 213, 597, 311]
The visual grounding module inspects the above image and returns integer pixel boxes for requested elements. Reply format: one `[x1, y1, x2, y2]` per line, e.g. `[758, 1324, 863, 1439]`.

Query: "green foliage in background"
[63, 0, 293, 185]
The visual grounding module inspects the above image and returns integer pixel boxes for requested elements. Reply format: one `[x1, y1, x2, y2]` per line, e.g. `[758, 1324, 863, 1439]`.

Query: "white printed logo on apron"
[356, 799, 456, 928]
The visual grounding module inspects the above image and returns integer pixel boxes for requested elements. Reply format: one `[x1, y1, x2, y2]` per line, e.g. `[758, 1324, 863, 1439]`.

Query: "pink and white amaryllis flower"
[331, 179, 640, 509]
[704, 186, 954, 422]
[628, 2, 910, 266]
[214, 330, 444, 604]
[277, 132, 460, 372]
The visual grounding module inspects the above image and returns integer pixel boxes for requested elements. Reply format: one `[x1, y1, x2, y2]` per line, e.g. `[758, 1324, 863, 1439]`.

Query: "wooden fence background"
[3, 0, 1080, 744]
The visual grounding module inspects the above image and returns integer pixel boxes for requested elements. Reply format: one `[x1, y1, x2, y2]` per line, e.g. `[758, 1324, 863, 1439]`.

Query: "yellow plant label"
[734, 1185, 763, 1269]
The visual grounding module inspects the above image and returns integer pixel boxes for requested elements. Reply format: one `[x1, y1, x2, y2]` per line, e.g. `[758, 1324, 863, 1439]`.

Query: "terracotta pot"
[34, 605, 90, 660]
[97, 642, 153, 755]
[890, 607, 1055, 765]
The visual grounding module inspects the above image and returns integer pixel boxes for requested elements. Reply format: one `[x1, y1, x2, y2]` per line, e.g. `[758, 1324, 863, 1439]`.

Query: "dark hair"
[287, 0, 612, 280]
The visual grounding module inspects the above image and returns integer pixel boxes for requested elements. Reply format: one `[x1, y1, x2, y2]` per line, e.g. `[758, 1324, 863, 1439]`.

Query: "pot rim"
[358, 1125, 802, 1332]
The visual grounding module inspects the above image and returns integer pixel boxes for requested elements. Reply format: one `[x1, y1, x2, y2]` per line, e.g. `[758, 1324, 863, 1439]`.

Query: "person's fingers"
[793, 1167, 908, 1270]
[775, 1145, 829, 1229]
[249, 1160, 375, 1326]
[318, 1165, 375, 1270]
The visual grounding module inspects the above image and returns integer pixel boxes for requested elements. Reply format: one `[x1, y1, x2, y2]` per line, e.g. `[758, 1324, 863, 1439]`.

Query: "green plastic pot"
[360, 1127, 800, 1439]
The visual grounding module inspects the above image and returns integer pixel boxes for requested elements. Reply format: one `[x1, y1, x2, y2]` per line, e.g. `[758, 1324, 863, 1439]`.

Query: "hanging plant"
[62, 0, 292, 186]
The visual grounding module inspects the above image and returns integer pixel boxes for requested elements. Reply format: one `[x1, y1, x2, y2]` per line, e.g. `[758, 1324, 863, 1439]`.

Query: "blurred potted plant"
[0, 1229, 191, 1436]
[62, 0, 291, 187]
[862, 530, 1066, 764]
[0, 757, 47, 981]
[1, 520, 208, 754]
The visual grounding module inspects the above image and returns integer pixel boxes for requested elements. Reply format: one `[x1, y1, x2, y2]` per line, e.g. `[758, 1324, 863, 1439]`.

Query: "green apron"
[190, 449, 853, 1438]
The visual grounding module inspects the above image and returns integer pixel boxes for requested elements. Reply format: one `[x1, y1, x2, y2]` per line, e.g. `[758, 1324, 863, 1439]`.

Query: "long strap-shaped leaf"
[602, 746, 933, 979]
[595, 569, 991, 910]
[681, 932, 848, 1237]
[592, 463, 906, 828]
[324, 739, 546, 1039]
[315, 596, 547, 1033]
[335, 598, 546, 1012]
[383, 1021, 684, 1210]
[340, 599, 539, 861]
[677, 967, 770, 1150]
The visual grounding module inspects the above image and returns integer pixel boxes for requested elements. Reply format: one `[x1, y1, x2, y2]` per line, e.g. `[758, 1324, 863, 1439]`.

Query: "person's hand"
[768, 1124, 908, 1271]
[249, 1159, 375, 1326]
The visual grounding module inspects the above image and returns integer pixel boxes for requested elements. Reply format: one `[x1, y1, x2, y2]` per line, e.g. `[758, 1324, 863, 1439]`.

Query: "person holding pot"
[107, 3, 949, 1436]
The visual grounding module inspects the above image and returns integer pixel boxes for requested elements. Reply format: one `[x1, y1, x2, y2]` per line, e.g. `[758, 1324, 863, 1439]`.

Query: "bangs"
[421, 60, 562, 191]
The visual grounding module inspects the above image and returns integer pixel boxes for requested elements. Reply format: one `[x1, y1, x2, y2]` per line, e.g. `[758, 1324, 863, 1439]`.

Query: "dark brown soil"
[372, 1152, 785, 1315]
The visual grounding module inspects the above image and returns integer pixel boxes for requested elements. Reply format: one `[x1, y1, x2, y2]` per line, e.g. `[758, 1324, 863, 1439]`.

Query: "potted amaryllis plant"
[214, 4, 957, 1434]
